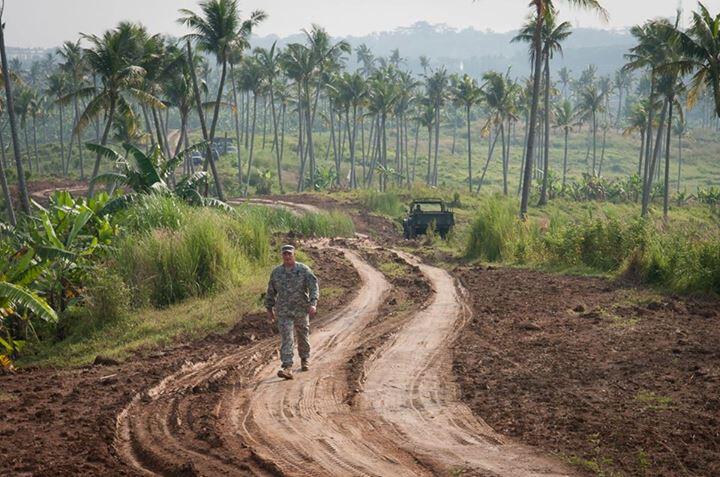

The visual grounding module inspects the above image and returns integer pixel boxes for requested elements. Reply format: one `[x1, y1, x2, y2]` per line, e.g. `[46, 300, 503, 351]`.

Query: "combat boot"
[301, 359, 310, 372]
[277, 367, 293, 380]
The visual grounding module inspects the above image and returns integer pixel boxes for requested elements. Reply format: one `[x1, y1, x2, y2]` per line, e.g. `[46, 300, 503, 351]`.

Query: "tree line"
[0, 0, 719, 226]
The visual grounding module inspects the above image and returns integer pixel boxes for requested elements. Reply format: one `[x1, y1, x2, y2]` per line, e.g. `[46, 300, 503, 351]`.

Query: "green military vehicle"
[402, 198, 455, 239]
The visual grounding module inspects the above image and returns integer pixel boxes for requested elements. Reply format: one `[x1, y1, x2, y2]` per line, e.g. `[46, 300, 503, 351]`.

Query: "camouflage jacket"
[264, 262, 319, 318]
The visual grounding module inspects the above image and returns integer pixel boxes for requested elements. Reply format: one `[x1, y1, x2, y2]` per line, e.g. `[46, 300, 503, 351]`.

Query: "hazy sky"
[4, 0, 718, 48]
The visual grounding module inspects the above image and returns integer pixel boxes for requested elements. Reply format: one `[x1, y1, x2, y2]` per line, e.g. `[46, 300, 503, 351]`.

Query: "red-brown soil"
[453, 266, 720, 477]
[0, 247, 358, 476]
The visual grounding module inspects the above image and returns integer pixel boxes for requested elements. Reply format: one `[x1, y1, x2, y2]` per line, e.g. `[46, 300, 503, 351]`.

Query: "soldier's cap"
[281, 244, 295, 254]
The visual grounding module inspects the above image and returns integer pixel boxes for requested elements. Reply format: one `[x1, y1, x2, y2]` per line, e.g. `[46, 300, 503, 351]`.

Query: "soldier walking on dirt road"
[265, 245, 319, 380]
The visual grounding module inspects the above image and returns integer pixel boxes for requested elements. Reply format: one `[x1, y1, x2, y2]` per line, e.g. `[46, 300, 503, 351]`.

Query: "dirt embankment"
[0, 247, 358, 476]
[453, 266, 720, 477]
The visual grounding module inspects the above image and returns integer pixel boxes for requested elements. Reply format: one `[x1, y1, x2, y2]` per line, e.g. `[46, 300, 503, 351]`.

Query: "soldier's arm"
[264, 271, 277, 310]
[306, 267, 319, 307]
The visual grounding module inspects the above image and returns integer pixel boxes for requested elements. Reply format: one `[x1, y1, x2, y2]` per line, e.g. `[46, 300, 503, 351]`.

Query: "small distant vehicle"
[402, 198, 455, 239]
[190, 151, 203, 166]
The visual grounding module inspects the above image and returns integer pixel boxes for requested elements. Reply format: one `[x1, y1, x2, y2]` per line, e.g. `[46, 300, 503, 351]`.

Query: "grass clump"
[464, 195, 720, 294]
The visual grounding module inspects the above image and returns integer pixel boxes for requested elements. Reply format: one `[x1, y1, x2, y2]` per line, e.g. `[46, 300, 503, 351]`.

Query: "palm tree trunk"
[186, 41, 225, 201]
[562, 127, 569, 190]
[58, 103, 66, 175]
[591, 112, 598, 176]
[643, 77, 656, 186]
[466, 104, 472, 194]
[539, 57, 550, 206]
[23, 125, 32, 173]
[616, 87, 623, 129]
[477, 125, 501, 194]
[426, 125, 432, 186]
[244, 92, 258, 196]
[31, 115, 38, 173]
[229, 63, 244, 189]
[296, 100, 306, 192]
[433, 107, 440, 186]
[261, 95, 268, 149]
[518, 113, 529, 196]
[676, 131, 682, 191]
[72, 92, 84, 179]
[501, 122, 508, 196]
[411, 122, 419, 184]
[598, 126, 608, 176]
[267, 80, 283, 193]
[642, 99, 668, 217]
[0, 132, 15, 225]
[663, 98, 674, 221]
[280, 103, 286, 167]
[520, 12, 544, 218]
[87, 95, 116, 196]
[451, 113, 457, 155]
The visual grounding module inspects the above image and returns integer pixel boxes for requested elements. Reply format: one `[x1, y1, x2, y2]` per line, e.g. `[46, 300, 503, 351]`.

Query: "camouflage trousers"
[278, 314, 310, 368]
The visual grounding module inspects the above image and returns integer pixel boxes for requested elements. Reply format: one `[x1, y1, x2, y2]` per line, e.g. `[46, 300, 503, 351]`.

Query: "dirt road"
[115, 240, 574, 476]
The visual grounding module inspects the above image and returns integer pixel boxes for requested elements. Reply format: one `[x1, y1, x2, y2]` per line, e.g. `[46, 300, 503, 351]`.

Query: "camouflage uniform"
[264, 262, 319, 368]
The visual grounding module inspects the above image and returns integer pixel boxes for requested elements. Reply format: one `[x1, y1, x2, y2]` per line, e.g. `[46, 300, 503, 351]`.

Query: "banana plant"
[1, 246, 57, 369]
[88, 142, 233, 214]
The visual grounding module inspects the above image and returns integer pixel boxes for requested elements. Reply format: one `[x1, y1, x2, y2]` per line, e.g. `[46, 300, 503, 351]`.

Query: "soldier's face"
[282, 251, 295, 266]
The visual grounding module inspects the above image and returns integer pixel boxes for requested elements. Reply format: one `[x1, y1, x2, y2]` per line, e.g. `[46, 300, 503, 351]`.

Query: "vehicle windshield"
[412, 202, 443, 212]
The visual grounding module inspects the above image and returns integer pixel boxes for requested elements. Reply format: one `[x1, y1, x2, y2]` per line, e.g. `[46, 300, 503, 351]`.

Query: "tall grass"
[465, 195, 720, 294]
[116, 209, 255, 307]
[357, 189, 406, 217]
[234, 204, 355, 238]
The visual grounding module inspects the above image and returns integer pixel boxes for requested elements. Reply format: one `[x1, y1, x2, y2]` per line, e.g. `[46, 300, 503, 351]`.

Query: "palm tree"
[0, 92, 14, 224]
[356, 44, 375, 77]
[46, 72, 70, 174]
[366, 69, 399, 191]
[623, 101, 650, 191]
[452, 74, 483, 193]
[673, 119, 688, 191]
[511, 0, 607, 218]
[419, 55, 431, 76]
[577, 85, 606, 176]
[14, 86, 35, 172]
[514, 9, 572, 205]
[178, 0, 266, 200]
[57, 40, 87, 178]
[425, 67, 448, 187]
[478, 71, 516, 194]
[613, 68, 633, 128]
[558, 66, 571, 98]
[554, 99, 576, 188]
[624, 19, 674, 216]
[335, 72, 368, 188]
[255, 42, 285, 192]
[237, 57, 263, 196]
[0, 5, 30, 214]
[78, 22, 165, 196]
[415, 102, 435, 186]
[671, 3, 720, 119]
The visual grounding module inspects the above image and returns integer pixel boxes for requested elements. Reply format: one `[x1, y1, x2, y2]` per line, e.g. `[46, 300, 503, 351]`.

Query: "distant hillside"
[251, 21, 636, 79]
[8, 21, 636, 81]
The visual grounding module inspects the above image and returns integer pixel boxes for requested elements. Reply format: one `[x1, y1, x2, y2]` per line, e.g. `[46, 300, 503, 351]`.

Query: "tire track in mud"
[360, 251, 575, 476]
[116, 238, 575, 476]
